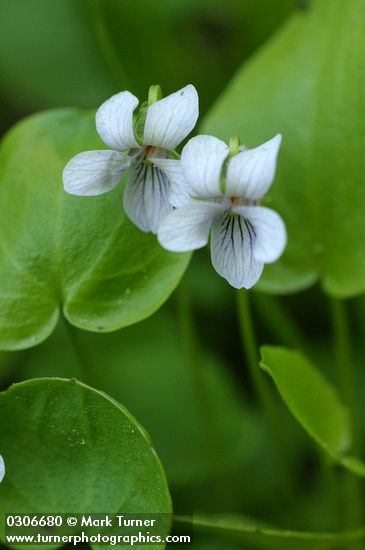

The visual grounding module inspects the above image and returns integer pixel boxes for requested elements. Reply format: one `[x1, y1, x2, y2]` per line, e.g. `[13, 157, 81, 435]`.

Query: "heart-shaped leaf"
[0, 109, 190, 350]
[203, 0, 365, 297]
[260, 346, 365, 477]
[0, 378, 171, 549]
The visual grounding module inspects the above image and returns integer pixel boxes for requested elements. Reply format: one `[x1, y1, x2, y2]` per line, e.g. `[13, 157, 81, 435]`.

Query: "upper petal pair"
[96, 85, 199, 151]
[174, 134, 282, 200]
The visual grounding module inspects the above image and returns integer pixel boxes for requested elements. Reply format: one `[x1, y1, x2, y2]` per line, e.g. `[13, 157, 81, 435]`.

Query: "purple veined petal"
[181, 135, 229, 198]
[149, 157, 194, 207]
[143, 85, 199, 150]
[63, 150, 131, 196]
[0, 455, 4, 483]
[210, 210, 264, 289]
[96, 91, 140, 150]
[158, 201, 226, 252]
[123, 160, 173, 234]
[233, 205, 287, 263]
[226, 134, 282, 200]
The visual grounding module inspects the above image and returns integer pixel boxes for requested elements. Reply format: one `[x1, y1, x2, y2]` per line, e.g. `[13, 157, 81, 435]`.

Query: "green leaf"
[203, 0, 365, 297]
[0, 378, 171, 549]
[175, 515, 365, 550]
[0, 109, 190, 350]
[260, 346, 365, 477]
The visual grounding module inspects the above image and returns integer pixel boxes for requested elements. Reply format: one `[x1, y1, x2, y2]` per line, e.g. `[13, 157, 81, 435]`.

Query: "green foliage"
[203, 0, 365, 298]
[0, 378, 171, 548]
[0, 109, 190, 350]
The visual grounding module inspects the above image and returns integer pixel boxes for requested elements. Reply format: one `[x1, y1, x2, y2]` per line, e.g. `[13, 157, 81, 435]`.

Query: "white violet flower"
[157, 134, 287, 289]
[0, 455, 4, 483]
[63, 84, 199, 233]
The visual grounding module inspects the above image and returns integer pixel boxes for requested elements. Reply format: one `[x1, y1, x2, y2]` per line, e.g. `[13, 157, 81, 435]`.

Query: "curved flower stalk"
[157, 135, 287, 289]
[0, 455, 4, 483]
[63, 85, 199, 233]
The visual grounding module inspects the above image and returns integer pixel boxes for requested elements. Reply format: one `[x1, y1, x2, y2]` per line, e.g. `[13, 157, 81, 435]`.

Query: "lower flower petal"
[123, 161, 173, 233]
[158, 201, 225, 252]
[211, 211, 264, 289]
[233, 205, 287, 263]
[63, 150, 130, 196]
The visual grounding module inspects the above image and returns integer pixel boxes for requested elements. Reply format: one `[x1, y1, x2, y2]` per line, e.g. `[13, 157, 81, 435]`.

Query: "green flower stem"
[236, 289, 293, 498]
[320, 451, 341, 529]
[88, 0, 131, 90]
[176, 278, 215, 443]
[330, 298, 363, 533]
[331, 299, 360, 451]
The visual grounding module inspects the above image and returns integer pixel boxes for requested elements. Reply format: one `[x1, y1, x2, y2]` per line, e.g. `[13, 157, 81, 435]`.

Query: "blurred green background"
[0, 0, 298, 129]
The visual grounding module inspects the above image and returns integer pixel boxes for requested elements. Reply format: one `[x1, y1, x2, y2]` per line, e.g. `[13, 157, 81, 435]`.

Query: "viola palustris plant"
[63, 84, 199, 233]
[3, 2, 365, 547]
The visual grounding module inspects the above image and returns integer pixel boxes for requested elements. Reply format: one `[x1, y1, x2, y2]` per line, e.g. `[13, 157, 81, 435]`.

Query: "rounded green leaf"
[0, 378, 171, 547]
[176, 515, 365, 550]
[18, 311, 262, 488]
[203, 0, 365, 297]
[0, 109, 190, 350]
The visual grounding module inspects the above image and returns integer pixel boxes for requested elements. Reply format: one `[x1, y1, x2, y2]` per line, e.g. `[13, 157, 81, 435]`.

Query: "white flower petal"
[150, 157, 193, 206]
[0, 455, 4, 483]
[158, 201, 225, 252]
[226, 134, 282, 200]
[63, 150, 130, 196]
[211, 211, 264, 289]
[96, 91, 139, 150]
[234, 205, 287, 263]
[181, 135, 229, 197]
[143, 85, 199, 149]
[123, 160, 173, 233]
